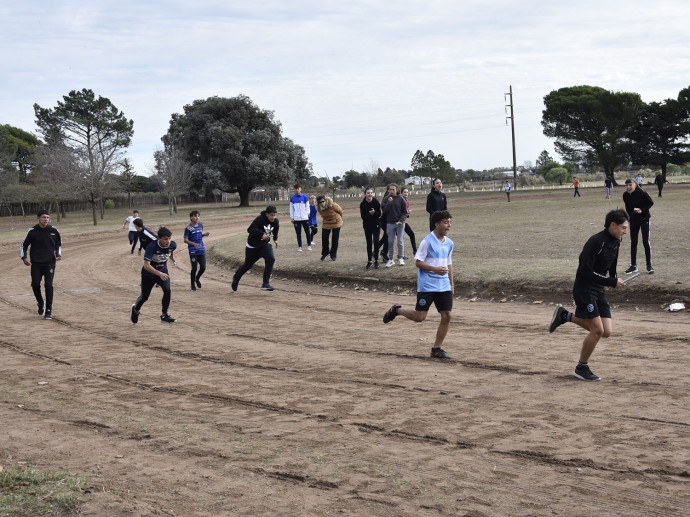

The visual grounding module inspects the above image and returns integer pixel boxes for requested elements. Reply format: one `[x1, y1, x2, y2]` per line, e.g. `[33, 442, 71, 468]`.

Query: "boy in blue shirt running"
[184, 210, 210, 291]
[382, 210, 455, 359]
[131, 227, 177, 324]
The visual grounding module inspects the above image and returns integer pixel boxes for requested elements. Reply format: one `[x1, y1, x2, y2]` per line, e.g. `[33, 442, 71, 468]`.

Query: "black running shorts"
[573, 289, 611, 319]
[415, 291, 453, 313]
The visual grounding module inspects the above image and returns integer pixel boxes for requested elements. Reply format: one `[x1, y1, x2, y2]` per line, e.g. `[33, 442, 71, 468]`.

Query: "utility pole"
[505, 85, 517, 189]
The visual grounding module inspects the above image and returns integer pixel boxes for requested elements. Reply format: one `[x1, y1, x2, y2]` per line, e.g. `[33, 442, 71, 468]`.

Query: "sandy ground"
[1, 222, 689, 516]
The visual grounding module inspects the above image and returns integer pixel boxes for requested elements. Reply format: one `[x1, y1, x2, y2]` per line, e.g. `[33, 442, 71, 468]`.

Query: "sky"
[2, 1, 689, 178]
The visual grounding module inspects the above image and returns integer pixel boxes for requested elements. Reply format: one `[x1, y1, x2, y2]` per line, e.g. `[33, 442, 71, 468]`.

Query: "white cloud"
[2, 0, 689, 177]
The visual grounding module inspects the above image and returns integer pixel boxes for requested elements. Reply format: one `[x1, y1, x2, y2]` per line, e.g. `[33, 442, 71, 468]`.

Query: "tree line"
[2, 85, 688, 223]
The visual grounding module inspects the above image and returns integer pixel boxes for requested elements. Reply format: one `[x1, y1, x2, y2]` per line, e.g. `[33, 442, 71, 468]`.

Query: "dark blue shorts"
[415, 291, 453, 312]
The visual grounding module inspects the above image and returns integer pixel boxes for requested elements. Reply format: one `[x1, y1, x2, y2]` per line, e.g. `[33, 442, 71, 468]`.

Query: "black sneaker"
[549, 306, 568, 333]
[37, 304, 44, 316]
[573, 363, 600, 381]
[646, 265, 655, 274]
[366, 261, 372, 269]
[625, 265, 638, 274]
[43, 310, 52, 320]
[191, 282, 196, 291]
[383, 304, 401, 324]
[430, 347, 453, 359]
[130, 304, 139, 324]
[320, 255, 327, 261]
[196, 279, 202, 288]
[160, 314, 176, 323]
[231, 275, 239, 292]
[374, 261, 379, 269]
[261, 283, 274, 291]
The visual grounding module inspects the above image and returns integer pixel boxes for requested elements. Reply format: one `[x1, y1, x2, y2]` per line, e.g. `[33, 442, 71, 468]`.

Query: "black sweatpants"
[629, 218, 652, 267]
[190, 254, 206, 284]
[363, 224, 380, 262]
[234, 244, 275, 285]
[136, 275, 172, 315]
[31, 262, 56, 311]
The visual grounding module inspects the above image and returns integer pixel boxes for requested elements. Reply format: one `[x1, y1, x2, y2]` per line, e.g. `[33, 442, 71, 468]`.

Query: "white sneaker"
[307, 245, 312, 251]
[385, 260, 394, 268]
[298, 247, 303, 252]
[398, 258, 405, 266]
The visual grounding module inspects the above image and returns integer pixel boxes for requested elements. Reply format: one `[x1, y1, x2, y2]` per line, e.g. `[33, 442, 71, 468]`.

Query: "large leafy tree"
[164, 95, 311, 207]
[0, 124, 41, 177]
[34, 89, 134, 225]
[411, 149, 454, 184]
[630, 87, 690, 180]
[542, 86, 644, 183]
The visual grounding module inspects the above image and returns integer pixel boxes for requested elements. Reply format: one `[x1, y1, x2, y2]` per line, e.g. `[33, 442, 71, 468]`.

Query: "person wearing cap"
[316, 195, 343, 261]
[231, 206, 280, 292]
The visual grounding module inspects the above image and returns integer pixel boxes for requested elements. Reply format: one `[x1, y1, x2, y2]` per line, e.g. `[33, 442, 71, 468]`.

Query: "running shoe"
[430, 347, 453, 359]
[231, 275, 239, 292]
[191, 282, 196, 291]
[37, 304, 44, 316]
[366, 260, 373, 269]
[43, 310, 52, 320]
[196, 279, 202, 288]
[374, 260, 379, 269]
[383, 304, 401, 323]
[160, 314, 176, 323]
[625, 265, 638, 274]
[130, 304, 139, 324]
[398, 258, 405, 266]
[261, 283, 275, 291]
[549, 306, 568, 333]
[307, 245, 313, 251]
[298, 247, 303, 252]
[646, 265, 655, 274]
[573, 363, 600, 381]
[385, 260, 394, 268]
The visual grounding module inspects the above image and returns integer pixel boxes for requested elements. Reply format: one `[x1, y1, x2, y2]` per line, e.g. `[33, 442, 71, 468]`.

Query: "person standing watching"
[426, 178, 447, 231]
[654, 172, 666, 197]
[383, 184, 408, 267]
[622, 178, 655, 274]
[289, 184, 312, 251]
[359, 187, 381, 269]
[20, 210, 62, 320]
[572, 177, 581, 197]
[316, 195, 344, 261]
[503, 180, 511, 202]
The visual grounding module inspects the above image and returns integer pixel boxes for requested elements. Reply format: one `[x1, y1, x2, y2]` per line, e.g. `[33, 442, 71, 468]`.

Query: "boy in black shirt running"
[130, 227, 177, 324]
[549, 209, 629, 381]
[20, 210, 62, 320]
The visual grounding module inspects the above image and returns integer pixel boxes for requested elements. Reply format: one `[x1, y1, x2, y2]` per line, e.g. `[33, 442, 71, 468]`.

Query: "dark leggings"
[363, 225, 380, 262]
[190, 254, 206, 283]
[136, 275, 171, 314]
[293, 220, 312, 247]
[234, 244, 275, 285]
[321, 228, 341, 259]
[629, 218, 652, 267]
[379, 223, 389, 258]
[404, 223, 417, 254]
[31, 262, 55, 311]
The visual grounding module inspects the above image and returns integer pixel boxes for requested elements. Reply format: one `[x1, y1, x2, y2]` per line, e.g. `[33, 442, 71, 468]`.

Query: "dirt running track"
[1, 223, 689, 516]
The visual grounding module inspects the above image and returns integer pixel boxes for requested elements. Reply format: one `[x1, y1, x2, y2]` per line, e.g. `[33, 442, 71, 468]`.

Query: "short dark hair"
[265, 205, 277, 214]
[157, 226, 172, 238]
[624, 178, 634, 185]
[133, 210, 139, 214]
[189, 210, 200, 218]
[294, 183, 301, 189]
[430, 210, 452, 227]
[605, 209, 629, 228]
[133, 218, 144, 228]
[37, 209, 50, 217]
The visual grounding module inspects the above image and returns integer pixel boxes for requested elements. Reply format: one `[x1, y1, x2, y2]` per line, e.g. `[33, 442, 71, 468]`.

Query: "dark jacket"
[246, 211, 279, 248]
[20, 224, 62, 264]
[360, 198, 381, 228]
[623, 187, 654, 222]
[383, 194, 408, 224]
[426, 189, 447, 215]
[573, 229, 620, 292]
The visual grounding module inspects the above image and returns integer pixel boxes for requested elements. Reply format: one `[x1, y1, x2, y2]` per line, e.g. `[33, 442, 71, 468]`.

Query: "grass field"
[2, 182, 688, 305]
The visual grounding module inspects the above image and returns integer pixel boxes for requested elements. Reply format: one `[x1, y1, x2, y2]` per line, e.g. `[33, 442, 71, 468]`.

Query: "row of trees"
[3, 84, 688, 222]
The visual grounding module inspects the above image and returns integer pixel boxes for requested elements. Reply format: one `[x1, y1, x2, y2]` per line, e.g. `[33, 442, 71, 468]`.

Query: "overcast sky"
[2, 1, 689, 178]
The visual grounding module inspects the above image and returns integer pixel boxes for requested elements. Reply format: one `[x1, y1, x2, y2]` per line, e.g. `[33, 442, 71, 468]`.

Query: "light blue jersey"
[415, 232, 454, 292]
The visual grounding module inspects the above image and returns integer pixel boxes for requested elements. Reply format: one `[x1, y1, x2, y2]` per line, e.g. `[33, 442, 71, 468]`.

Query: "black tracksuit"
[20, 224, 62, 313]
[623, 187, 654, 268]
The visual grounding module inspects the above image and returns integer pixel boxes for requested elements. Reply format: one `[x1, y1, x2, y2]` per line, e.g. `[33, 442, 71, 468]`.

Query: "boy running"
[382, 210, 455, 360]
[549, 209, 629, 381]
[231, 205, 280, 292]
[183, 210, 210, 291]
[130, 227, 177, 324]
[132, 218, 157, 255]
[122, 210, 140, 254]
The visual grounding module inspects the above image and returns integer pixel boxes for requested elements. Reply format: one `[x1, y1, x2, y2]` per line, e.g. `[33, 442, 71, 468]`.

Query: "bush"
[104, 199, 115, 209]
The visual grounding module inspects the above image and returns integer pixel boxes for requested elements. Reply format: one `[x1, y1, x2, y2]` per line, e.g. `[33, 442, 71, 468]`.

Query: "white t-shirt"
[126, 215, 138, 231]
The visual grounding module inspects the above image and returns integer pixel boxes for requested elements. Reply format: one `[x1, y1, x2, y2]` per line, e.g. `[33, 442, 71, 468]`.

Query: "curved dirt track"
[1, 222, 689, 516]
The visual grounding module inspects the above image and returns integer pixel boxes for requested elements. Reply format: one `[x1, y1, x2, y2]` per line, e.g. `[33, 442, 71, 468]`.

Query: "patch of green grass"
[0, 465, 87, 516]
